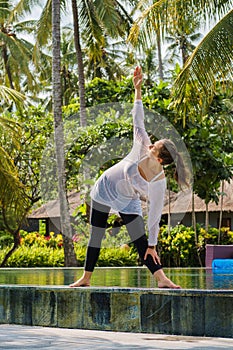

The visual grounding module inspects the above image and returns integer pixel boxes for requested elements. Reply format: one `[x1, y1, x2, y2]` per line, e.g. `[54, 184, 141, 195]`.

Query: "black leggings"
[85, 200, 162, 274]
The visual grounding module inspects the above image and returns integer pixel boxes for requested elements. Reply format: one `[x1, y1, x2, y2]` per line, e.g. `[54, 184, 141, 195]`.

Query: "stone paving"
[0, 325, 233, 350]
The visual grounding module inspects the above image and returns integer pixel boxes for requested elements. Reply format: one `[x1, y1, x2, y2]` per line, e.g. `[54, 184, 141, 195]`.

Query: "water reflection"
[0, 267, 232, 290]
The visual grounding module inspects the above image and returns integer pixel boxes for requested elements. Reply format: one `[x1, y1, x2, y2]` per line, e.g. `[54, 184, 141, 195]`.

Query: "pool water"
[0, 267, 232, 289]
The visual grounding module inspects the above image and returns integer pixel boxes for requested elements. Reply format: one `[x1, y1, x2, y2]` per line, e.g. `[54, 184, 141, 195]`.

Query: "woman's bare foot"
[69, 271, 92, 287]
[157, 277, 181, 289]
[154, 269, 181, 289]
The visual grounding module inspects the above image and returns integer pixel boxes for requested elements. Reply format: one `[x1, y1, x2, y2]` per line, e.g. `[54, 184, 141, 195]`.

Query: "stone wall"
[0, 286, 232, 338]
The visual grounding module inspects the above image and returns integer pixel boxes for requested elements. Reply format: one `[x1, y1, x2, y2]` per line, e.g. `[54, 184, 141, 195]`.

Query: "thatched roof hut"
[29, 180, 233, 218]
[162, 179, 233, 214]
[27, 179, 233, 233]
[28, 191, 81, 219]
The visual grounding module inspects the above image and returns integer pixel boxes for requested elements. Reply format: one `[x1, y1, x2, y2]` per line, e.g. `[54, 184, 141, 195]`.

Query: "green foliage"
[158, 224, 233, 267]
[97, 247, 138, 267]
[66, 114, 133, 189]
[159, 225, 198, 267]
[2, 76, 232, 213]
[2, 106, 54, 206]
[0, 230, 14, 248]
[1, 246, 65, 267]
[85, 77, 134, 106]
[183, 93, 233, 204]
[0, 228, 137, 267]
[1, 225, 233, 267]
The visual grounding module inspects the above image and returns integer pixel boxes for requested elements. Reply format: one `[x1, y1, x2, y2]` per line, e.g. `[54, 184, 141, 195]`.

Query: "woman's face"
[148, 141, 163, 161]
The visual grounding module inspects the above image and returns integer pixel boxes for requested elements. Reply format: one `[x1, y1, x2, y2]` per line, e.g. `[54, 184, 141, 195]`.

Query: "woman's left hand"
[133, 66, 143, 89]
[144, 247, 161, 265]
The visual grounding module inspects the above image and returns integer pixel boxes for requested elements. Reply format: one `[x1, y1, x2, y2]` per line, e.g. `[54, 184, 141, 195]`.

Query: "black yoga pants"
[84, 200, 162, 274]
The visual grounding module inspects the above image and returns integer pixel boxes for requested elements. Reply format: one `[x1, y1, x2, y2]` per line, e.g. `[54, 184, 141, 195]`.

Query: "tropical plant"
[8, 106, 53, 205]
[128, 1, 165, 79]
[171, 9, 233, 117]
[0, 116, 29, 218]
[52, 0, 78, 266]
[32, 0, 137, 125]
[0, 1, 38, 95]
[128, 0, 233, 119]
[0, 116, 30, 266]
[165, 18, 202, 67]
[60, 26, 79, 105]
[0, 85, 26, 112]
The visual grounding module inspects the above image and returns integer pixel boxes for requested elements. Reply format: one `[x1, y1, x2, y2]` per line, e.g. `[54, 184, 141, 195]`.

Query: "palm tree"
[165, 20, 202, 67]
[83, 37, 128, 80]
[0, 116, 30, 266]
[0, 1, 38, 95]
[52, 0, 78, 266]
[60, 26, 79, 105]
[34, 0, 136, 124]
[70, 0, 137, 124]
[128, 0, 233, 118]
[70, 0, 88, 126]
[0, 116, 29, 216]
[171, 9, 233, 117]
[128, 1, 164, 79]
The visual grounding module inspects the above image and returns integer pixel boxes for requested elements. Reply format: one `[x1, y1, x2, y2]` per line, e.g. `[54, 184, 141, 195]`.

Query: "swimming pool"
[0, 267, 232, 289]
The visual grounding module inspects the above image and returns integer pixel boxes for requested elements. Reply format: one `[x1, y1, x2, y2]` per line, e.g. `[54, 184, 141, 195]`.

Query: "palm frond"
[78, 0, 104, 46]
[0, 116, 21, 149]
[0, 147, 29, 221]
[128, 0, 233, 46]
[94, 0, 133, 37]
[171, 9, 233, 119]
[35, 0, 52, 47]
[0, 84, 26, 108]
[128, 1, 163, 47]
[0, 30, 36, 91]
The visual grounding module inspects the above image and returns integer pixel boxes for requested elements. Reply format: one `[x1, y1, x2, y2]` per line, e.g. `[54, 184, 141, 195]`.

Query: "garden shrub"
[0, 230, 14, 248]
[158, 224, 233, 267]
[0, 225, 232, 267]
[158, 225, 198, 267]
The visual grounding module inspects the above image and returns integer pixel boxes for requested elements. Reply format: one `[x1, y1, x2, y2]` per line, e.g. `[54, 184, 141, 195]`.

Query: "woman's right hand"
[144, 247, 161, 265]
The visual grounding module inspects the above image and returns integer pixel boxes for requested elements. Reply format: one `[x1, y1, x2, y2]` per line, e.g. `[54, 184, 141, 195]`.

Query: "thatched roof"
[29, 179, 233, 219]
[29, 190, 175, 219]
[162, 179, 233, 214]
[28, 191, 81, 219]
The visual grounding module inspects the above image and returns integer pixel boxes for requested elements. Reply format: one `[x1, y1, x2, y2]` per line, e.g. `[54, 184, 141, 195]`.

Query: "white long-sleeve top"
[90, 100, 166, 245]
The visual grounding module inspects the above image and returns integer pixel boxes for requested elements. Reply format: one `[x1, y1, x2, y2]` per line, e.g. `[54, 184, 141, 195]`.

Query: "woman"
[70, 66, 187, 289]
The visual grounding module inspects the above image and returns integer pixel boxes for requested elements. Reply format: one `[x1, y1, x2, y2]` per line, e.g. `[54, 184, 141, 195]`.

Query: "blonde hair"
[157, 139, 188, 187]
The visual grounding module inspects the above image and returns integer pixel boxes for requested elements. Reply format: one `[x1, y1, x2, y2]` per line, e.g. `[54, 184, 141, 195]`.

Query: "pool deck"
[1, 324, 233, 349]
[0, 284, 233, 339]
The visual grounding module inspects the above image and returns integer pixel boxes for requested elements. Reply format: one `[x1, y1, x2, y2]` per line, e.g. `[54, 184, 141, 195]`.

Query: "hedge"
[0, 224, 232, 267]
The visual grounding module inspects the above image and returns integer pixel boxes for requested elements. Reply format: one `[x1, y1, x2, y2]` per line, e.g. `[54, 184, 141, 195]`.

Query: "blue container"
[212, 259, 233, 274]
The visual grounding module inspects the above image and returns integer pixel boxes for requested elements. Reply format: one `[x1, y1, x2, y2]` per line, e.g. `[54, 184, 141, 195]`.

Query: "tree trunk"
[205, 202, 209, 232]
[0, 231, 20, 267]
[0, 205, 29, 267]
[218, 181, 224, 244]
[167, 176, 171, 267]
[180, 36, 189, 66]
[156, 20, 164, 80]
[192, 190, 197, 240]
[71, 0, 87, 127]
[52, 0, 77, 266]
[192, 190, 202, 266]
[2, 45, 14, 90]
[61, 65, 69, 106]
[167, 177, 171, 234]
